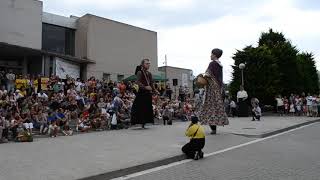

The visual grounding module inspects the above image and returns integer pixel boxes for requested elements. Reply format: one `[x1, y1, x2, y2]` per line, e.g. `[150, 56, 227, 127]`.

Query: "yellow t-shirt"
[133, 84, 139, 92]
[41, 78, 49, 91]
[21, 90, 27, 96]
[185, 124, 205, 139]
[15, 79, 27, 90]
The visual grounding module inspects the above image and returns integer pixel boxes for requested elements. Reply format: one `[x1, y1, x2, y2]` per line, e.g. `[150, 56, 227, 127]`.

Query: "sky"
[42, 0, 320, 83]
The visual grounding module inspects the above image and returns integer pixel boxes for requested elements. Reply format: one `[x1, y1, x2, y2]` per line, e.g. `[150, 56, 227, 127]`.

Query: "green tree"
[296, 52, 319, 94]
[229, 28, 319, 106]
[229, 45, 280, 105]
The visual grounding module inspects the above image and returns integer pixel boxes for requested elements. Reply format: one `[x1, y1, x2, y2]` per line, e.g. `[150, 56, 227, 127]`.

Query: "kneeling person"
[252, 104, 262, 121]
[182, 116, 205, 160]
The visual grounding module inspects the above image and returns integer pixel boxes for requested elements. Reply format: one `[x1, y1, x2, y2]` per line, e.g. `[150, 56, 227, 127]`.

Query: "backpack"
[16, 131, 33, 142]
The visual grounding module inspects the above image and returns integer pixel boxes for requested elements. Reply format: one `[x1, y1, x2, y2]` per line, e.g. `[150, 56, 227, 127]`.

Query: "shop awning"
[0, 42, 95, 64]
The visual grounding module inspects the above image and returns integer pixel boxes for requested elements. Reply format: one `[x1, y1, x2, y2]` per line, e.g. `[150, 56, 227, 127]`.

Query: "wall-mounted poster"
[55, 57, 80, 79]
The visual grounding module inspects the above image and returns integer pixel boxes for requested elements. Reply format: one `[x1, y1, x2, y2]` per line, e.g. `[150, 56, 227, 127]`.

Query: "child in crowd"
[162, 106, 173, 125]
[289, 103, 295, 116]
[296, 100, 303, 116]
[252, 103, 262, 121]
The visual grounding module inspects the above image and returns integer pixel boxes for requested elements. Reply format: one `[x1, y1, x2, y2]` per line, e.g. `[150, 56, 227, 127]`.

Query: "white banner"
[55, 57, 80, 79]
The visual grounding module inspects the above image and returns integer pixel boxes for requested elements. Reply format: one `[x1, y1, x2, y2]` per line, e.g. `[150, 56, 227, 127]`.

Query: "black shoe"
[210, 130, 217, 135]
[252, 119, 255, 121]
[194, 152, 199, 160]
[199, 151, 204, 159]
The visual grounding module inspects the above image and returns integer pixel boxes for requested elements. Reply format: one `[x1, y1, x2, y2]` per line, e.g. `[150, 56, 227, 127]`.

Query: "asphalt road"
[126, 122, 320, 180]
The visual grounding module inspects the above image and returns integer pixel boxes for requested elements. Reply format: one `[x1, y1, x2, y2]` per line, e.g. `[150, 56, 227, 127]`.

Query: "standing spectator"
[6, 70, 16, 92]
[289, 103, 295, 116]
[179, 86, 186, 102]
[230, 99, 237, 117]
[306, 93, 313, 117]
[275, 95, 284, 116]
[224, 96, 231, 116]
[165, 85, 172, 100]
[283, 97, 289, 115]
[312, 95, 318, 117]
[296, 99, 303, 116]
[237, 85, 249, 117]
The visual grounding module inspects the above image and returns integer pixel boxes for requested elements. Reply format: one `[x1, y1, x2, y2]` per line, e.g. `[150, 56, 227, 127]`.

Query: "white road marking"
[111, 122, 317, 180]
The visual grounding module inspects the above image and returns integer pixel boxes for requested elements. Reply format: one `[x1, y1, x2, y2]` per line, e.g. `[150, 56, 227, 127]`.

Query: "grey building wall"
[0, 0, 42, 49]
[159, 66, 194, 98]
[76, 14, 158, 81]
[75, 16, 90, 60]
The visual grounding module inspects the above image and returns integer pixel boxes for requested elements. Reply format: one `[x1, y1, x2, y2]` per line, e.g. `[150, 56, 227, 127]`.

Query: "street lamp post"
[239, 63, 245, 88]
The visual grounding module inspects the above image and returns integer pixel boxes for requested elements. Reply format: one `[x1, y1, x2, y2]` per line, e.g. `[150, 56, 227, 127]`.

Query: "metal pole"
[241, 69, 244, 88]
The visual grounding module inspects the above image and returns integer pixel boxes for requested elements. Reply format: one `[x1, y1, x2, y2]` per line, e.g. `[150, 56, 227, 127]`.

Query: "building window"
[172, 79, 178, 86]
[117, 75, 124, 82]
[42, 23, 75, 56]
[103, 73, 111, 81]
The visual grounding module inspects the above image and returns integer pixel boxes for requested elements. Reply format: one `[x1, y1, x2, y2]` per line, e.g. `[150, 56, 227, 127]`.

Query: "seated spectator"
[11, 114, 23, 140]
[37, 90, 48, 101]
[22, 113, 33, 134]
[16, 127, 33, 142]
[31, 114, 41, 132]
[55, 108, 72, 136]
[62, 120, 73, 136]
[38, 110, 48, 135]
[49, 94, 60, 111]
[91, 112, 103, 130]
[0, 115, 10, 142]
[14, 90, 24, 100]
[68, 100, 79, 121]
[48, 120, 59, 138]
[111, 93, 123, 113]
[117, 107, 130, 129]
[0, 116, 8, 143]
[77, 114, 91, 132]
